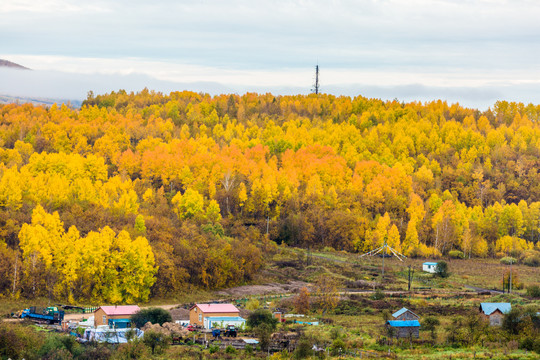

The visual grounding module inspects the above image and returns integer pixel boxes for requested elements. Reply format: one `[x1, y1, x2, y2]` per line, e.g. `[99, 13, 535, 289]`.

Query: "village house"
[189, 303, 244, 329]
[386, 320, 420, 338]
[392, 307, 419, 321]
[93, 305, 140, 328]
[422, 262, 438, 273]
[479, 302, 511, 326]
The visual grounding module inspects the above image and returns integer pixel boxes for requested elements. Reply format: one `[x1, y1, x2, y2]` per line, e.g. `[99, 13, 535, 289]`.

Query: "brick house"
[189, 303, 240, 327]
[93, 305, 140, 328]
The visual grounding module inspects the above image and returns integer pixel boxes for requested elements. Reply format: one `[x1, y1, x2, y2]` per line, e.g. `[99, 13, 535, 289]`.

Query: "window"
[103, 315, 106, 325]
[199, 314, 202, 322]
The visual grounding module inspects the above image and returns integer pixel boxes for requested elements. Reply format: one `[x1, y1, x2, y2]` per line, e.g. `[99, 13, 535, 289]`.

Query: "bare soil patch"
[214, 281, 309, 298]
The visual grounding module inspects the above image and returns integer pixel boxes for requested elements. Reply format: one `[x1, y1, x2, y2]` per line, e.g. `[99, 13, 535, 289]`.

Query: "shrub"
[520, 336, 535, 351]
[330, 327, 343, 340]
[244, 344, 253, 354]
[247, 309, 278, 330]
[77, 345, 112, 360]
[526, 285, 540, 298]
[0, 323, 44, 360]
[142, 329, 170, 355]
[39, 334, 82, 359]
[208, 345, 219, 354]
[330, 338, 346, 356]
[254, 323, 273, 351]
[503, 308, 524, 335]
[448, 250, 464, 259]
[435, 261, 449, 278]
[500, 257, 517, 265]
[225, 345, 236, 354]
[370, 289, 385, 300]
[131, 308, 172, 328]
[523, 254, 540, 267]
[245, 298, 260, 311]
[293, 287, 311, 314]
[294, 337, 313, 359]
[115, 340, 148, 359]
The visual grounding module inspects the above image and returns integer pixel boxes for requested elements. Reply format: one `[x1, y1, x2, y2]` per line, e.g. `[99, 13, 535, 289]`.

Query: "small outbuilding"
[422, 262, 438, 273]
[479, 303, 511, 326]
[93, 305, 140, 328]
[190, 303, 240, 328]
[392, 308, 419, 321]
[386, 320, 420, 338]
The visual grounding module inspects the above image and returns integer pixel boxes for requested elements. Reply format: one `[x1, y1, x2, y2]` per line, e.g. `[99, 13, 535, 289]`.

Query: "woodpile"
[141, 322, 190, 338]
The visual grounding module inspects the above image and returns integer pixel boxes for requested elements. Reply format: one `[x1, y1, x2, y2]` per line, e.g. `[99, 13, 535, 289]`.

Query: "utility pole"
[382, 238, 386, 279]
[408, 265, 414, 293]
[312, 65, 320, 94]
[509, 258, 513, 294]
[359, 234, 406, 282]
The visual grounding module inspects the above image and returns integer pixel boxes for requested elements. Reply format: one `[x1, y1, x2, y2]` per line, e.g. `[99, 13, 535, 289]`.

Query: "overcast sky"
[2, 0, 540, 109]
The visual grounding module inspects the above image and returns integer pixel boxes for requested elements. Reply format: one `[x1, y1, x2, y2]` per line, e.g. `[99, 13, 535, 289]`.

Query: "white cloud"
[2, 1, 540, 109]
[0, 0, 108, 13]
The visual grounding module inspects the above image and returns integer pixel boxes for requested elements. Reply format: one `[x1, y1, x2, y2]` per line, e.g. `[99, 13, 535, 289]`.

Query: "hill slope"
[0, 59, 29, 70]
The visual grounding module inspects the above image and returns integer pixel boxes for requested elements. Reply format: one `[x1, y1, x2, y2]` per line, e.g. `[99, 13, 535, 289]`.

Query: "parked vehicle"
[20, 306, 64, 324]
[224, 324, 237, 337]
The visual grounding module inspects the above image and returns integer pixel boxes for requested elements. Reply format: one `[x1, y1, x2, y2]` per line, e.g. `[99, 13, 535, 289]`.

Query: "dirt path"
[464, 285, 503, 294]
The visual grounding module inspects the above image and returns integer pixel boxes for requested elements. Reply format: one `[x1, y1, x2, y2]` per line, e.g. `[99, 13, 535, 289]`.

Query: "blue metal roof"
[387, 320, 420, 327]
[392, 308, 409, 318]
[423, 262, 438, 265]
[480, 303, 511, 315]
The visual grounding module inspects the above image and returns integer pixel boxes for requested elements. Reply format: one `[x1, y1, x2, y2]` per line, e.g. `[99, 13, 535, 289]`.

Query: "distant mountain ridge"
[0, 94, 82, 108]
[0, 59, 29, 70]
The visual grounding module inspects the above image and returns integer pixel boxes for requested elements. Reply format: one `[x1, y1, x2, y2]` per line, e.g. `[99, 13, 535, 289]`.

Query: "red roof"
[98, 305, 140, 316]
[192, 303, 239, 313]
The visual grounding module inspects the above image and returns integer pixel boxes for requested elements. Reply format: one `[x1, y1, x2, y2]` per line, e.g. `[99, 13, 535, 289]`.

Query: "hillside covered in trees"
[0, 90, 539, 303]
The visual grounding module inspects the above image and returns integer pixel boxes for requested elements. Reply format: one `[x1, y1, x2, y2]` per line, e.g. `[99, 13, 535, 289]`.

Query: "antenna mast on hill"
[312, 64, 320, 94]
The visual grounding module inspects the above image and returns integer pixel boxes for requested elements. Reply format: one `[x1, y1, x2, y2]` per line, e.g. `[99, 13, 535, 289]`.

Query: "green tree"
[131, 308, 172, 328]
[142, 329, 170, 355]
[435, 261, 449, 278]
[172, 188, 205, 220]
[247, 309, 278, 331]
[422, 316, 440, 344]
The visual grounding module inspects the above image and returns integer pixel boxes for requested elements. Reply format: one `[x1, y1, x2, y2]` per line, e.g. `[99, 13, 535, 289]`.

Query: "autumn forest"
[0, 90, 540, 304]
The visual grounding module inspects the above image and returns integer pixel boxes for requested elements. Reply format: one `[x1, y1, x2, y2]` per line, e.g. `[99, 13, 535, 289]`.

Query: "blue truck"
[20, 306, 64, 325]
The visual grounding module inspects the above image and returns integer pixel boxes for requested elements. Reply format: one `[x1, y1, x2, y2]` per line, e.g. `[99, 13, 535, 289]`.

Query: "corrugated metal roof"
[387, 320, 420, 327]
[480, 303, 511, 315]
[99, 305, 140, 316]
[194, 303, 239, 313]
[392, 307, 409, 318]
[423, 262, 438, 265]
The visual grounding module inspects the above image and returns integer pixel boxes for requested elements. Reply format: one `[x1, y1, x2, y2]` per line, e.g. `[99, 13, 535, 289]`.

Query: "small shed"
[392, 308, 419, 321]
[93, 305, 140, 328]
[386, 320, 420, 338]
[190, 303, 240, 328]
[479, 303, 511, 326]
[422, 262, 438, 273]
